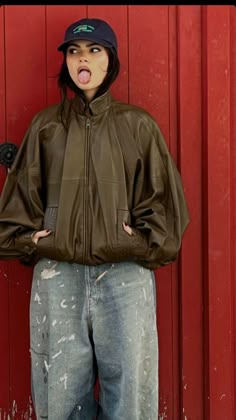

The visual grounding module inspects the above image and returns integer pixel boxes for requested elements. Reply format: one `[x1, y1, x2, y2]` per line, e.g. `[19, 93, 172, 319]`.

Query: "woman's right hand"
[32, 229, 51, 245]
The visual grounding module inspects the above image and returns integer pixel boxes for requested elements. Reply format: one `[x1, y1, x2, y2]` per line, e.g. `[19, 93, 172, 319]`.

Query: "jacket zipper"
[83, 118, 91, 263]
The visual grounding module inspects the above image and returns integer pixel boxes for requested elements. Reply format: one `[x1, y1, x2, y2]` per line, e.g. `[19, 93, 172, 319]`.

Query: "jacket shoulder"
[111, 99, 161, 137]
[30, 102, 62, 130]
[111, 99, 158, 126]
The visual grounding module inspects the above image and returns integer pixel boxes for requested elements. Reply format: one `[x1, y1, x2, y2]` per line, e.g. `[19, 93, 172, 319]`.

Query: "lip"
[78, 65, 91, 74]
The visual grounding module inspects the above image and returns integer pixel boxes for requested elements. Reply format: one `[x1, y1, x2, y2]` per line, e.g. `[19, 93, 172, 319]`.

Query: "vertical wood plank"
[5, 6, 47, 143]
[0, 5, 10, 414]
[129, 6, 176, 419]
[202, 5, 234, 419]
[0, 263, 10, 415]
[168, 7, 180, 418]
[177, 5, 204, 419]
[231, 6, 236, 417]
[4, 5, 46, 416]
[0, 5, 7, 191]
[0, 5, 6, 151]
[128, 6, 169, 130]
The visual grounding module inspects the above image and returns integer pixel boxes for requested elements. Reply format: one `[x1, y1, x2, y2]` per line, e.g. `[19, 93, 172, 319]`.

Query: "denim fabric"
[30, 259, 158, 420]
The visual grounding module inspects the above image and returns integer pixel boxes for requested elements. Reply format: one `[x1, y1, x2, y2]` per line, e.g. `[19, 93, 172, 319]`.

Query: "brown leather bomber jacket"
[0, 90, 190, 270]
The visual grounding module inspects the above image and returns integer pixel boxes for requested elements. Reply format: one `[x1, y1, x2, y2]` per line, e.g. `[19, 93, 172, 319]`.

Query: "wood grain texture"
[202, 5, 234, 419]
[177, 5, 204, 419]
[4, 5, 46, 418]
[0, 5, 10, 413]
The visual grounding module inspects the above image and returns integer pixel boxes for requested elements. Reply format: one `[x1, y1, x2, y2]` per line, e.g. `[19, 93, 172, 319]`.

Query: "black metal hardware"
[0, 142, 18, 168]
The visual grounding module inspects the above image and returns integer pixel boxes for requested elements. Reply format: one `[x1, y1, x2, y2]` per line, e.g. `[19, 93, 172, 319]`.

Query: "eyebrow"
[67, 42, 101, 48]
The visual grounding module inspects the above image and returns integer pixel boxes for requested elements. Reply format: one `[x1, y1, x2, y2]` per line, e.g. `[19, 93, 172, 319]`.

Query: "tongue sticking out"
[78, 70, 91, 84]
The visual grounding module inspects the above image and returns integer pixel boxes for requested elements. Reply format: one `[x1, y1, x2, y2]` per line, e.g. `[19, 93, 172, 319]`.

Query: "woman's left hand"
[122, 222, 133, 236]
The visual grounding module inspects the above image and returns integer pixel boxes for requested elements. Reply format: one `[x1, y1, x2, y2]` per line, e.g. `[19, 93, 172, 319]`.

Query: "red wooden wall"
[0, 5, 235, 419]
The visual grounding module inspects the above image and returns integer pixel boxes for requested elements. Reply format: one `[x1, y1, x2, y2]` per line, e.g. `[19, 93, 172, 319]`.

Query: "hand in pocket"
[32, 230, 51, 245]
[122, 222, 133, 236]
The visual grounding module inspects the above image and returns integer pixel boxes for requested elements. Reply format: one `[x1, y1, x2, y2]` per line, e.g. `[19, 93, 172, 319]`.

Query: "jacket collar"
[72, 90, 112, 116]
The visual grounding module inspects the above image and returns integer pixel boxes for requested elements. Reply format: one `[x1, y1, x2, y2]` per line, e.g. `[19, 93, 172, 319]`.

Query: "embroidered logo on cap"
[73, 25, 95, 34]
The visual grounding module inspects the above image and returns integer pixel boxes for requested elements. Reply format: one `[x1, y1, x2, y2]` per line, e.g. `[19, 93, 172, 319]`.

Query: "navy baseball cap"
[57, 18, 117, 52]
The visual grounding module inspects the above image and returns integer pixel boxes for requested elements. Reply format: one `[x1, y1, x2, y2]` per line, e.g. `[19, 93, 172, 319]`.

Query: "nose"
[79, 55, 88, 63]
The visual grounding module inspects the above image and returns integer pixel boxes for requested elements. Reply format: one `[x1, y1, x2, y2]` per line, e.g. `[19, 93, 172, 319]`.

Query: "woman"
[0, 17, 189, 420]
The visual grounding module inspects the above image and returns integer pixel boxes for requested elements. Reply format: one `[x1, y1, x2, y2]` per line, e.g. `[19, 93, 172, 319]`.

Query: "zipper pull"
[86, 119, 90, 128]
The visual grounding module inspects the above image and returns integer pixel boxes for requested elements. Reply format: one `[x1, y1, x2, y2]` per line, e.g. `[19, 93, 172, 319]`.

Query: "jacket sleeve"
[0, 120, 44, 260]
[131, 117, 190, 269]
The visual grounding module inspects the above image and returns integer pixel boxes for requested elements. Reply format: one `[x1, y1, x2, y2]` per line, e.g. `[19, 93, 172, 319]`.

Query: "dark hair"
[57, 47, 120, 128]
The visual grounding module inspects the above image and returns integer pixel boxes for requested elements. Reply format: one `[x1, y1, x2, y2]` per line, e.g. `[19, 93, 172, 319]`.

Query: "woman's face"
[66, 40, 109, 102]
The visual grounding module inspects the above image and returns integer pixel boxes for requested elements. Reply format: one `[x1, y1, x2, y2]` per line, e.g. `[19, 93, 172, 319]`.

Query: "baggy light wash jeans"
[30, 259, 158, 420]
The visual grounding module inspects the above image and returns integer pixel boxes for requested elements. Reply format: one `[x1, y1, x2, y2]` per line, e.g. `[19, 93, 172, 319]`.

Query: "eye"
[90, 46, 102, 53]
[67, 47, 78, 55]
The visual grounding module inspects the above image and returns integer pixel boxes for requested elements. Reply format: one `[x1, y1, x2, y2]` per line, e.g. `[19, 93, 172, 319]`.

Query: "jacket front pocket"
[117, 209, 148, 259]
[117, 209, 131, 247]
